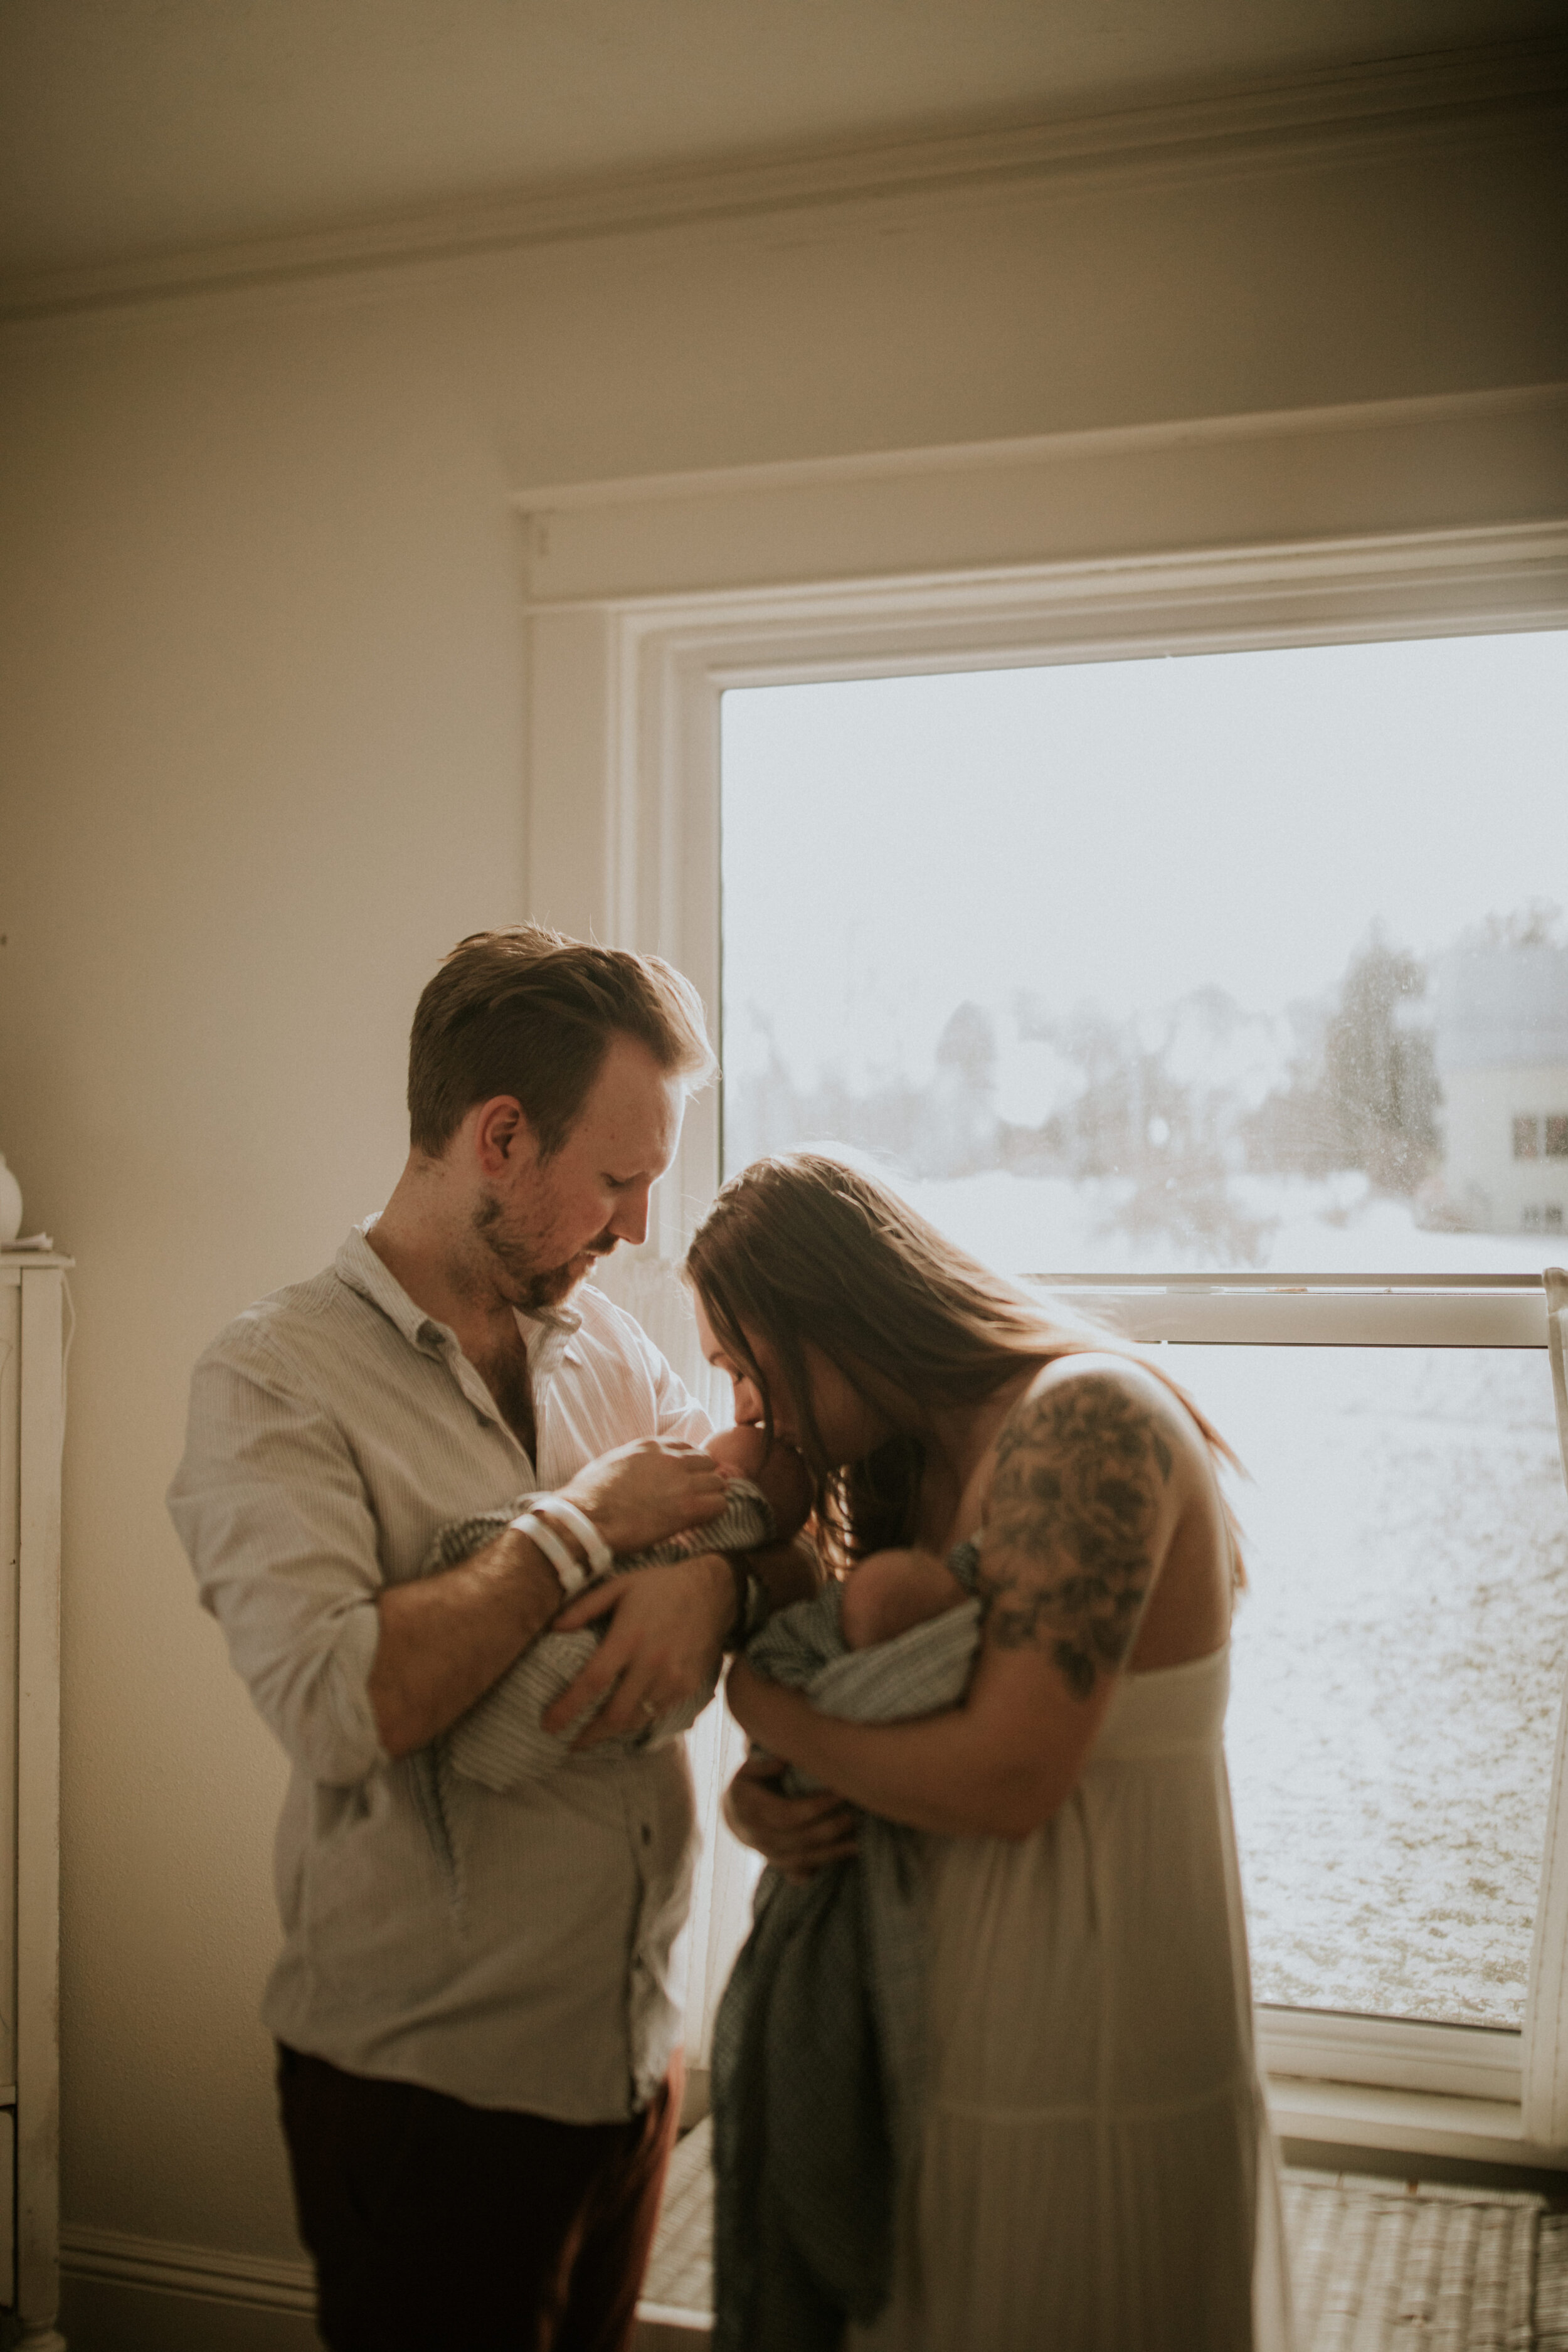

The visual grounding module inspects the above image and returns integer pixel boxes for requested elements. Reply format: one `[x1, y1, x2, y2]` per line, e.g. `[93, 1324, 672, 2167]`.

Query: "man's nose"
[610, 1184, 652, 1248]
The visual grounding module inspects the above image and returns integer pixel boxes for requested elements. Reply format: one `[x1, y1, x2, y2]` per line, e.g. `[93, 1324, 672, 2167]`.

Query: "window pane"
[1167, 1342, 1568, 2027]
[721, 632, 1568, 1274]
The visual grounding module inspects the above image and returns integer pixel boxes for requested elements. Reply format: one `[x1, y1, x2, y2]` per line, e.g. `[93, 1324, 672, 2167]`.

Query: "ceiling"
[2, 0, 1564, 279]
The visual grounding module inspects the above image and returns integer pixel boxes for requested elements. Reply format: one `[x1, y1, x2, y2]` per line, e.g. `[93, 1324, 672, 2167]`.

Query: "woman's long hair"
[686, 1152, 1243, 1573]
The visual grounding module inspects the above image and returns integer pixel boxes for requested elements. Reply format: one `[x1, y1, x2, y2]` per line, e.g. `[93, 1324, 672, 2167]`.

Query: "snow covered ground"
[891, 1163, 1556, 1279]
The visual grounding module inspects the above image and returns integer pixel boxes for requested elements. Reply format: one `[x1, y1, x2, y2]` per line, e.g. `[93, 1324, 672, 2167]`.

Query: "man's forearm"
[367, 1436, 733, 1759]
[368, 1528, 564, 1760]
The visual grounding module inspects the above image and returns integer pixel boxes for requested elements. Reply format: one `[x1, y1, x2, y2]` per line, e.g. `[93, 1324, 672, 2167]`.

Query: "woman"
[687, 1153, 1291, 2352]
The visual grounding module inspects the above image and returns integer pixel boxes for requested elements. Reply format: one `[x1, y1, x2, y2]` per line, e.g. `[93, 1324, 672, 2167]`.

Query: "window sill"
[1267, 2073, 1567, 2173]
[1255, 2008, 1521, 2102]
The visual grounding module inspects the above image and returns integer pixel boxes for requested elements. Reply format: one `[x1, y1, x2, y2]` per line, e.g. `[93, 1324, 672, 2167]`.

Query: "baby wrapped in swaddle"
[422, 1424, 814, 1796]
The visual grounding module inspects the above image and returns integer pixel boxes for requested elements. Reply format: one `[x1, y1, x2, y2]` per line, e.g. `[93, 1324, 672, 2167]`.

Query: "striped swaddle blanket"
[421, 1478, 778, 1795]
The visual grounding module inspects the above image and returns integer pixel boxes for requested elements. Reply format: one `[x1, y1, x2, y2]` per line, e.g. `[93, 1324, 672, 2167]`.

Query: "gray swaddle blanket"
[711, 1561, 983, 2352]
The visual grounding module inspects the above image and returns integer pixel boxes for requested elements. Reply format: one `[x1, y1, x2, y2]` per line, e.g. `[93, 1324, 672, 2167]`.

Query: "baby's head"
[706, 1423, 813, 1540]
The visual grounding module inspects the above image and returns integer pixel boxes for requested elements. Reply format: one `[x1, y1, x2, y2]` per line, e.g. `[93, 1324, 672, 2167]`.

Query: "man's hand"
[543, 1551, 736, 1744]
[723, 1749, 858, 1885]
[557, 1438, 727, 1557]
[367, 1442, 726, 1761]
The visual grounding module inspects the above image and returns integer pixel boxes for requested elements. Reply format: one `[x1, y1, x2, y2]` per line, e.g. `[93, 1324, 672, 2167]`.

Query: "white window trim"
[1258, 2010, 1520, 2103]
[1039, 1274, 1549, 1350]
[524, 510, 1567, 1269]
[518, 432, 1568, 2164]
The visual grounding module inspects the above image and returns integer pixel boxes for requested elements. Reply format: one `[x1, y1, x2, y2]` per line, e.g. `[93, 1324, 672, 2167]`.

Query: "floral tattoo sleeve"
[977, 1372, 1174, 1700]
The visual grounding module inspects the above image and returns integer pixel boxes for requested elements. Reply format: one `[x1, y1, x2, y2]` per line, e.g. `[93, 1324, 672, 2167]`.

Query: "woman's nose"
[733, 1375, 765, 1424]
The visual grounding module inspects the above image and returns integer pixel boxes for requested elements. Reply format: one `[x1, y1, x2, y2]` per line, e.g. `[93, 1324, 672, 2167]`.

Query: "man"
[169, 926, 801, 2352]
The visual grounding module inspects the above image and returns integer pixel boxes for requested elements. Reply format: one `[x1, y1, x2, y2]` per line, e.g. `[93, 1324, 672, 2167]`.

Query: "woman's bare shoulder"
[1011, 1349, 1201, 1462]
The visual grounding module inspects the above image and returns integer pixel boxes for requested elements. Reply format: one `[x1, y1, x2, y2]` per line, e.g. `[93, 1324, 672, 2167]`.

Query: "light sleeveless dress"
[849, 1640, 1293, 2352]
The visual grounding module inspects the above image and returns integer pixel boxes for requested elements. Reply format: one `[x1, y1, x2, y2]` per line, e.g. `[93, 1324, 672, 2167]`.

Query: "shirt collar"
[334, 1220, 585, 1371]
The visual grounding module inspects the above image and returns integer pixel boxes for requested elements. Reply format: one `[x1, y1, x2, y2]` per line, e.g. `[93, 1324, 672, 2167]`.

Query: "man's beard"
[470, 1193, 615, 1316]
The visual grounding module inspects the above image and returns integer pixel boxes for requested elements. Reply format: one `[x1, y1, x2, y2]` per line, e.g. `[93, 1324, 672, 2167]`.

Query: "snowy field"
[888, 1169, 1568, 2026]
[890, 1164, 1558, 1281]
[1180, 1345, 1567, 2027]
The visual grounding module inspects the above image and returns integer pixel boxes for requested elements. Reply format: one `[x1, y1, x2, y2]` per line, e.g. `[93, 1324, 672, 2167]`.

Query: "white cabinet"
[0, 1254, 66, 2351]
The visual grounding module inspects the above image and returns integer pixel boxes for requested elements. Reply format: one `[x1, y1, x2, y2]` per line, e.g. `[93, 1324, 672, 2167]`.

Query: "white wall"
[0, 98, 1564, 2336]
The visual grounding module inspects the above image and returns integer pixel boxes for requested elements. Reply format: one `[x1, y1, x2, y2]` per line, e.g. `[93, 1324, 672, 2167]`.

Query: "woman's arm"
[726, 1361, 1190, 1838]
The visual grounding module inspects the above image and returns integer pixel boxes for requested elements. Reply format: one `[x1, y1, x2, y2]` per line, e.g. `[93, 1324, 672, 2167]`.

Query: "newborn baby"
[839, 1542, 977, 1650]
[430, 1422, 814, 1796]
[703, 1421, 816, 1537]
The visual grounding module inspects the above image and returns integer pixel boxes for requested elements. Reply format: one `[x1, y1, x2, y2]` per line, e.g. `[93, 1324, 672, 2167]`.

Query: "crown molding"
[3, 36, 1564, 324]
[512, 383, 1568, 517]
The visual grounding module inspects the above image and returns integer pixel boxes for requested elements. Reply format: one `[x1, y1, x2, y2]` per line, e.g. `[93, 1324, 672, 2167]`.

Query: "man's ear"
[470, 1096, 535, 1175]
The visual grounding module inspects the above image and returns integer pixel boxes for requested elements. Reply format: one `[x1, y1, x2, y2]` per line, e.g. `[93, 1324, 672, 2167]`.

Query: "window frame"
[519, 490, 1568, 2159]
[522, 518, 1567, 1279]
[1039, 1271, 1547, 2112]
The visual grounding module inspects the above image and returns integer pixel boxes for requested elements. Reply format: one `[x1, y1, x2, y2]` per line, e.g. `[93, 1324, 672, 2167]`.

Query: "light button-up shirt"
[167, 1224, 712, 2121]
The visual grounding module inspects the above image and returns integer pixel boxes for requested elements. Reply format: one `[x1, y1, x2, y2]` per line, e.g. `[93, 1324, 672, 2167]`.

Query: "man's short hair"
[408, 926, 716, 1159]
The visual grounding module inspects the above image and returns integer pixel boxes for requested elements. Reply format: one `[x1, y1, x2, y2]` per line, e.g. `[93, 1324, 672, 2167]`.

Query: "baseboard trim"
[60, 2227, 315, 2317]
[60, 2225, 710, 2338]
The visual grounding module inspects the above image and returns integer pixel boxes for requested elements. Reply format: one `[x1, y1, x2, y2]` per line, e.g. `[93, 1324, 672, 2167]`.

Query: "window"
[722, 636, 1568, 1283]
[1549, 1116, 1568, 1158]
[519, 478, 1568, 2143]
[1178, 1340, 1566, 2035]
[719, 630, 1568, 2090]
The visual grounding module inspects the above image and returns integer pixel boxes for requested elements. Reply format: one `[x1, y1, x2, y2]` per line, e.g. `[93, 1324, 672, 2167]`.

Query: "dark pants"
[277, 2043, 682, 2352]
